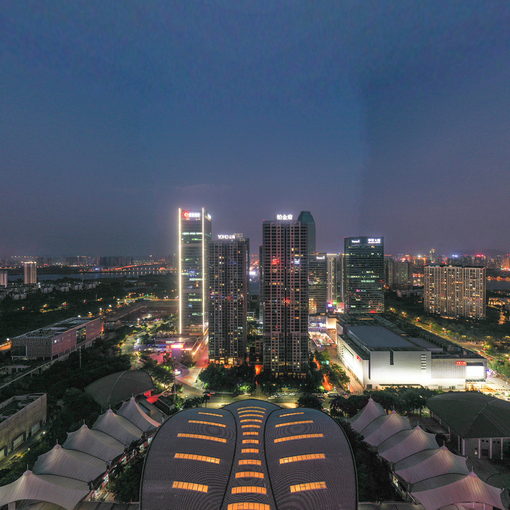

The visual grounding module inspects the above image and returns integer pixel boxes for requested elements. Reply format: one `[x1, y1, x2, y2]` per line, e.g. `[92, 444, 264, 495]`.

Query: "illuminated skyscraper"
[23, 261, 37, 285]
[424, 265, 486, 319]
[177, 208, 212, 334]
[297, 210, 316, 257]
[0, 271, 7, 288]
[209, 234, 249, 365]
[309, 253, 327, 314]
[261, 214, 309, 376]
[344, 237, 384, 314]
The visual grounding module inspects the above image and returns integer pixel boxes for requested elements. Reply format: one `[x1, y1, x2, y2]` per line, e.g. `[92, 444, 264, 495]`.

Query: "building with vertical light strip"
[424, 265, 486, 319]
[308, 253, 327, 314]
[23, 261, 37, 285]
[178, 208, 212, 334]
[261, 214, 309, 376]
[209, 234, 249, 365]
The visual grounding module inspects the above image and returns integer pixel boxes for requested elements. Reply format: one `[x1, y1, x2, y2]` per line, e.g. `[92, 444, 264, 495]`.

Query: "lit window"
[241, 448, 259, 453]
[231, 486, 267, 494]
[238, 414, 265, 418]
[289, 481, 327, 493]
[198, 412, 223, 418]
[236, 471, 264, 479]
[237, 406, 266, 411]
[241, 424, 261, 429]
[243, 431, 259, 436]
[239, 459, 262, 466]
[279, 412, 305, 418]
[174, 453, 220, 464]
[240, 419, 263, 423]
[172, 480, 209, 493]
[227, 503, 270, 510]
[275, 420, 313, 428]
[178, 433, 227, 443]
[274, 434, 323, 443]
[242, 439, 259, 444]
[188, 419, 227, 428]
[279, 453, 325, 464]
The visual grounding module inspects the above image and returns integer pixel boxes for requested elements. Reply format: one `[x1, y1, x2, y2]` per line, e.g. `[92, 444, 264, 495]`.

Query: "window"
[227, 504, 270, 510]
[279, 453, 325, 464]
[238, 413, 265, 418]
[240, 419, 263, 423]
[242, 439, 259, 444]
[241, 424, 261, 429]
[289, 481, 327, 493]
[232, 486, 267, 495]
[278, 411, 304, 418]
[239, 459, 262, 466]
[174, 453, 220, 464]
[237, 406, 267, 411]
[275, 420, 313, 428]
[235, 471, 264, 479]
[198, 411, 223, 418]
[241, 448, 259, 454]
[243, 431, 259, 436]
[188, 420, 226, 428]
[172, 481, 209, 493]
[274, 433, 323, 443]
[177, 433, 227, 443]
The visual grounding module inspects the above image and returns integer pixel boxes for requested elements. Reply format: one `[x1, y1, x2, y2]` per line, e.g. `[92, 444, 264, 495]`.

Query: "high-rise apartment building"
[208, 233, 249, 365]
[0, 271, 7, 288]
[344, 237, 384, 314]
[309, 253, 328, 314]
[424, 265, 486, 319]
[297, 210, 316, 257]
[23, 261, 37, 285]
[177, 208, 212, 334]
[261, 214, 309, 376]
[386, 257, 412, 290]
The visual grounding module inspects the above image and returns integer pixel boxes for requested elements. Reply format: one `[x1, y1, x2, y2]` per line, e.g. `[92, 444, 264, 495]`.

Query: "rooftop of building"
[12, 317, 98, 339]
[427, 391, 510, 438]
[140, 399, 357, 510]
[0, 394, 45, 424]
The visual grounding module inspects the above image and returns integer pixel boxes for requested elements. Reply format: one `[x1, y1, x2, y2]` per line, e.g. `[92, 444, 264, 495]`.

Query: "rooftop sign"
[276, 214, 293, 221]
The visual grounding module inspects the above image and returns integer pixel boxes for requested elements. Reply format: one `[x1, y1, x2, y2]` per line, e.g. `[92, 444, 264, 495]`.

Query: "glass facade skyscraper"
[344, 237, 384, 314]
[178, 208, 212, 334]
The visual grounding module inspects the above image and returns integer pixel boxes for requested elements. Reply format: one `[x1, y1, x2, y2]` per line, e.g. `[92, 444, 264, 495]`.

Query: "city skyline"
[2, 2, 510, 255]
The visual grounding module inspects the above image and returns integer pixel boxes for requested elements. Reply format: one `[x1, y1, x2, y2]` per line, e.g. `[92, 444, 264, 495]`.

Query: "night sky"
[2, 1, 510, 256]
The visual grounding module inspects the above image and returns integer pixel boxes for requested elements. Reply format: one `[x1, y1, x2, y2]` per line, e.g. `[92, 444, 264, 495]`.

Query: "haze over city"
[2, 1, 510, 255]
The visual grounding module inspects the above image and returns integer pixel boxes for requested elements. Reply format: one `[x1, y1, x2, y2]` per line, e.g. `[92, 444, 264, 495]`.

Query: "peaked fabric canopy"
[0, 471, 89, 510]
[362, 413, 412, 447]
[394, 446, 469, 485]
[63, 424, 125, 463]
[33, 443, 107, 483]
[378, 426, 439, 464]
[93, 409, 143, 445]
[117, 396, 161, 432]
[411, 471, 509, 510]
[351, 398, 386, 433]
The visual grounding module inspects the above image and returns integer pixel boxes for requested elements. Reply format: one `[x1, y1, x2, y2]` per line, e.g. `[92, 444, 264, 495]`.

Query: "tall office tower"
[386, 257, 412, 290]
[208, 234, 249, 365]
[261, 214, 309, 376]
[503, 256, 510, 271]
[297, 210, 316, 257]
[0, 271, 7, 287]
[309, 253, 328, 314]
[178, 208, 212, 334]
[23, 261, 37, 285]
[326, 253, 339, 306]
[424, 265, 486, 319]
[344, 237, 384, 314]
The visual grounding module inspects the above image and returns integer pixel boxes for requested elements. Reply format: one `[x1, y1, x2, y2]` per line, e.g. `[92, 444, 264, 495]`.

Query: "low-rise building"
[0, 393, 47, 459]
[337, 318, 486, 390]
[11, 316, 103, 360]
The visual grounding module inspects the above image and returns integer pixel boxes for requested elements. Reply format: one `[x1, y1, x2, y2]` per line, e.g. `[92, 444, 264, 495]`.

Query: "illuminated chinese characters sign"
[182, 211, 201, 220]
[276, 214, 293, 221]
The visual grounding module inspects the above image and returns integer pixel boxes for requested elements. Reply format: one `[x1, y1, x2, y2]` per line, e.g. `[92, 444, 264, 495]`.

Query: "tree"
[297, 393, 323, 410]
[109, 456, 144, 502]
[330, 395, 368, 418]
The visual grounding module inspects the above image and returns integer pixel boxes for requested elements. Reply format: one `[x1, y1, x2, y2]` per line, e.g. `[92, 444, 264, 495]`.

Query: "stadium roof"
[85, 370, 154, 408]
[117, 396, 161, 432]
[351, 397, 386, 434]
[427, 392, 510, 438]
[93, 409, 143, 445]
[140, 399, 357, 510]
[361, 413, 412, 447]
[378, 426, 439, 464]
[347, 326, 423, 351]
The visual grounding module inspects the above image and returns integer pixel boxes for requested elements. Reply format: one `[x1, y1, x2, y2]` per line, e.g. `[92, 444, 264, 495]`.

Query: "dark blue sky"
[2, 1, 509, 256]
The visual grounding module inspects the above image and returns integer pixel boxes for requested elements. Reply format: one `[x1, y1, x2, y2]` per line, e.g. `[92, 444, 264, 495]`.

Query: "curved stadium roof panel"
[361, 413, 412, 447]
[93, 408, 144, 445]
[350, 397, 385, 433]
[140, 399, 357, 510]
[63, 424, 125, 463]
[32, 443, 107, 483]
[117, 396, 161, 432]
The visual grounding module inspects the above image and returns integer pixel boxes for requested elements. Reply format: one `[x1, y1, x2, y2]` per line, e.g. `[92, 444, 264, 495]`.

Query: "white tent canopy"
[394, 446, 470, 485]
[63, 424, 125, 463]
[117, 396, 161, 432]
[351, 398, 386, 433]
[93, 409, 143, 445]
[33, 443, 107, 483]
[411, 471, 508, 510]
[0, 471, 89, 510]
[378, 426, 439, 464]
[362, 413, 412, 447]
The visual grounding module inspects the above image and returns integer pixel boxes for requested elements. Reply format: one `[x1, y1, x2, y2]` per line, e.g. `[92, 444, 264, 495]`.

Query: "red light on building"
[182, 210, 190, 219]
[455, 360, 467, 366]
[271, 258, 280, 266]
